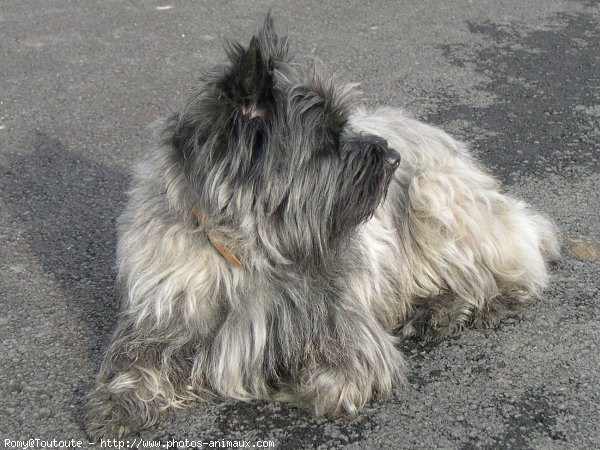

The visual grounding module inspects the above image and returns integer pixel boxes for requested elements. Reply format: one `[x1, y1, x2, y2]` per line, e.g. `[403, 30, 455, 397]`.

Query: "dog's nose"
[385, 147, 401, 169]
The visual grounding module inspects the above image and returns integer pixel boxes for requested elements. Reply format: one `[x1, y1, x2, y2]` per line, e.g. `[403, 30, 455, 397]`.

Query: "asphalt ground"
[1, 1, 599, 449]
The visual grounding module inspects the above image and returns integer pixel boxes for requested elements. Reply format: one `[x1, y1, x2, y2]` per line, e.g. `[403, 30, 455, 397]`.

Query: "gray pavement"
[1, 1, 599, 448]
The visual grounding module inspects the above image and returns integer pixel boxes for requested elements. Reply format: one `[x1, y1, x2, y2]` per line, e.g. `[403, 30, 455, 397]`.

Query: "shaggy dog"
[86, 15, 558, 438]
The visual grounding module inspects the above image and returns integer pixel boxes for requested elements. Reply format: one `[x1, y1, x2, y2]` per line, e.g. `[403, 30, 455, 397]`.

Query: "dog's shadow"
[2, 131, 127, 343]
[1, 131, 128, 423]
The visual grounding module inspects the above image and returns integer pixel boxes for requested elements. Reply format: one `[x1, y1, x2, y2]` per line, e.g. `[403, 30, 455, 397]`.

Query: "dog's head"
[170, 14, 400, 266]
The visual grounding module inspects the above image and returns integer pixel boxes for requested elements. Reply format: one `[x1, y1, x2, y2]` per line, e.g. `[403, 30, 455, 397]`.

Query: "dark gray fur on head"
[169, 14, 398, 266]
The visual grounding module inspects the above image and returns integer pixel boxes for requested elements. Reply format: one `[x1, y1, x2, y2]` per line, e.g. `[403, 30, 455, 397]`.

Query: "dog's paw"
[402, 298, 472, 341]
[84, 392, 136, 441]
[312, 371, 369, 417]
[284, 366, 380, 417]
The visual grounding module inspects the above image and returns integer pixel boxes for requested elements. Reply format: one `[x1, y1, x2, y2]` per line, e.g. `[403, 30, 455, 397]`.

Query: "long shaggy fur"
[86, 15, 559, 439]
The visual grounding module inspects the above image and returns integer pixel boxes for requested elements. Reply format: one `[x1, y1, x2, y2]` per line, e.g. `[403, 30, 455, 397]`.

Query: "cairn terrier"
[86, 15, 558, 438]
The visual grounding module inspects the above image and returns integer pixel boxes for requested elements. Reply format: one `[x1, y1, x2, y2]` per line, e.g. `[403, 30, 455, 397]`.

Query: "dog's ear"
[221, 37, 273, 118]
[217, 13, 288, 119]
[256, 11, 288, 62]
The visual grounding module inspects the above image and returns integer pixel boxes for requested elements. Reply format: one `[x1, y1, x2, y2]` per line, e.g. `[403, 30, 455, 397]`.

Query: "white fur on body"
[353, 108, 558, 313]
[87, 107, 558, 438]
